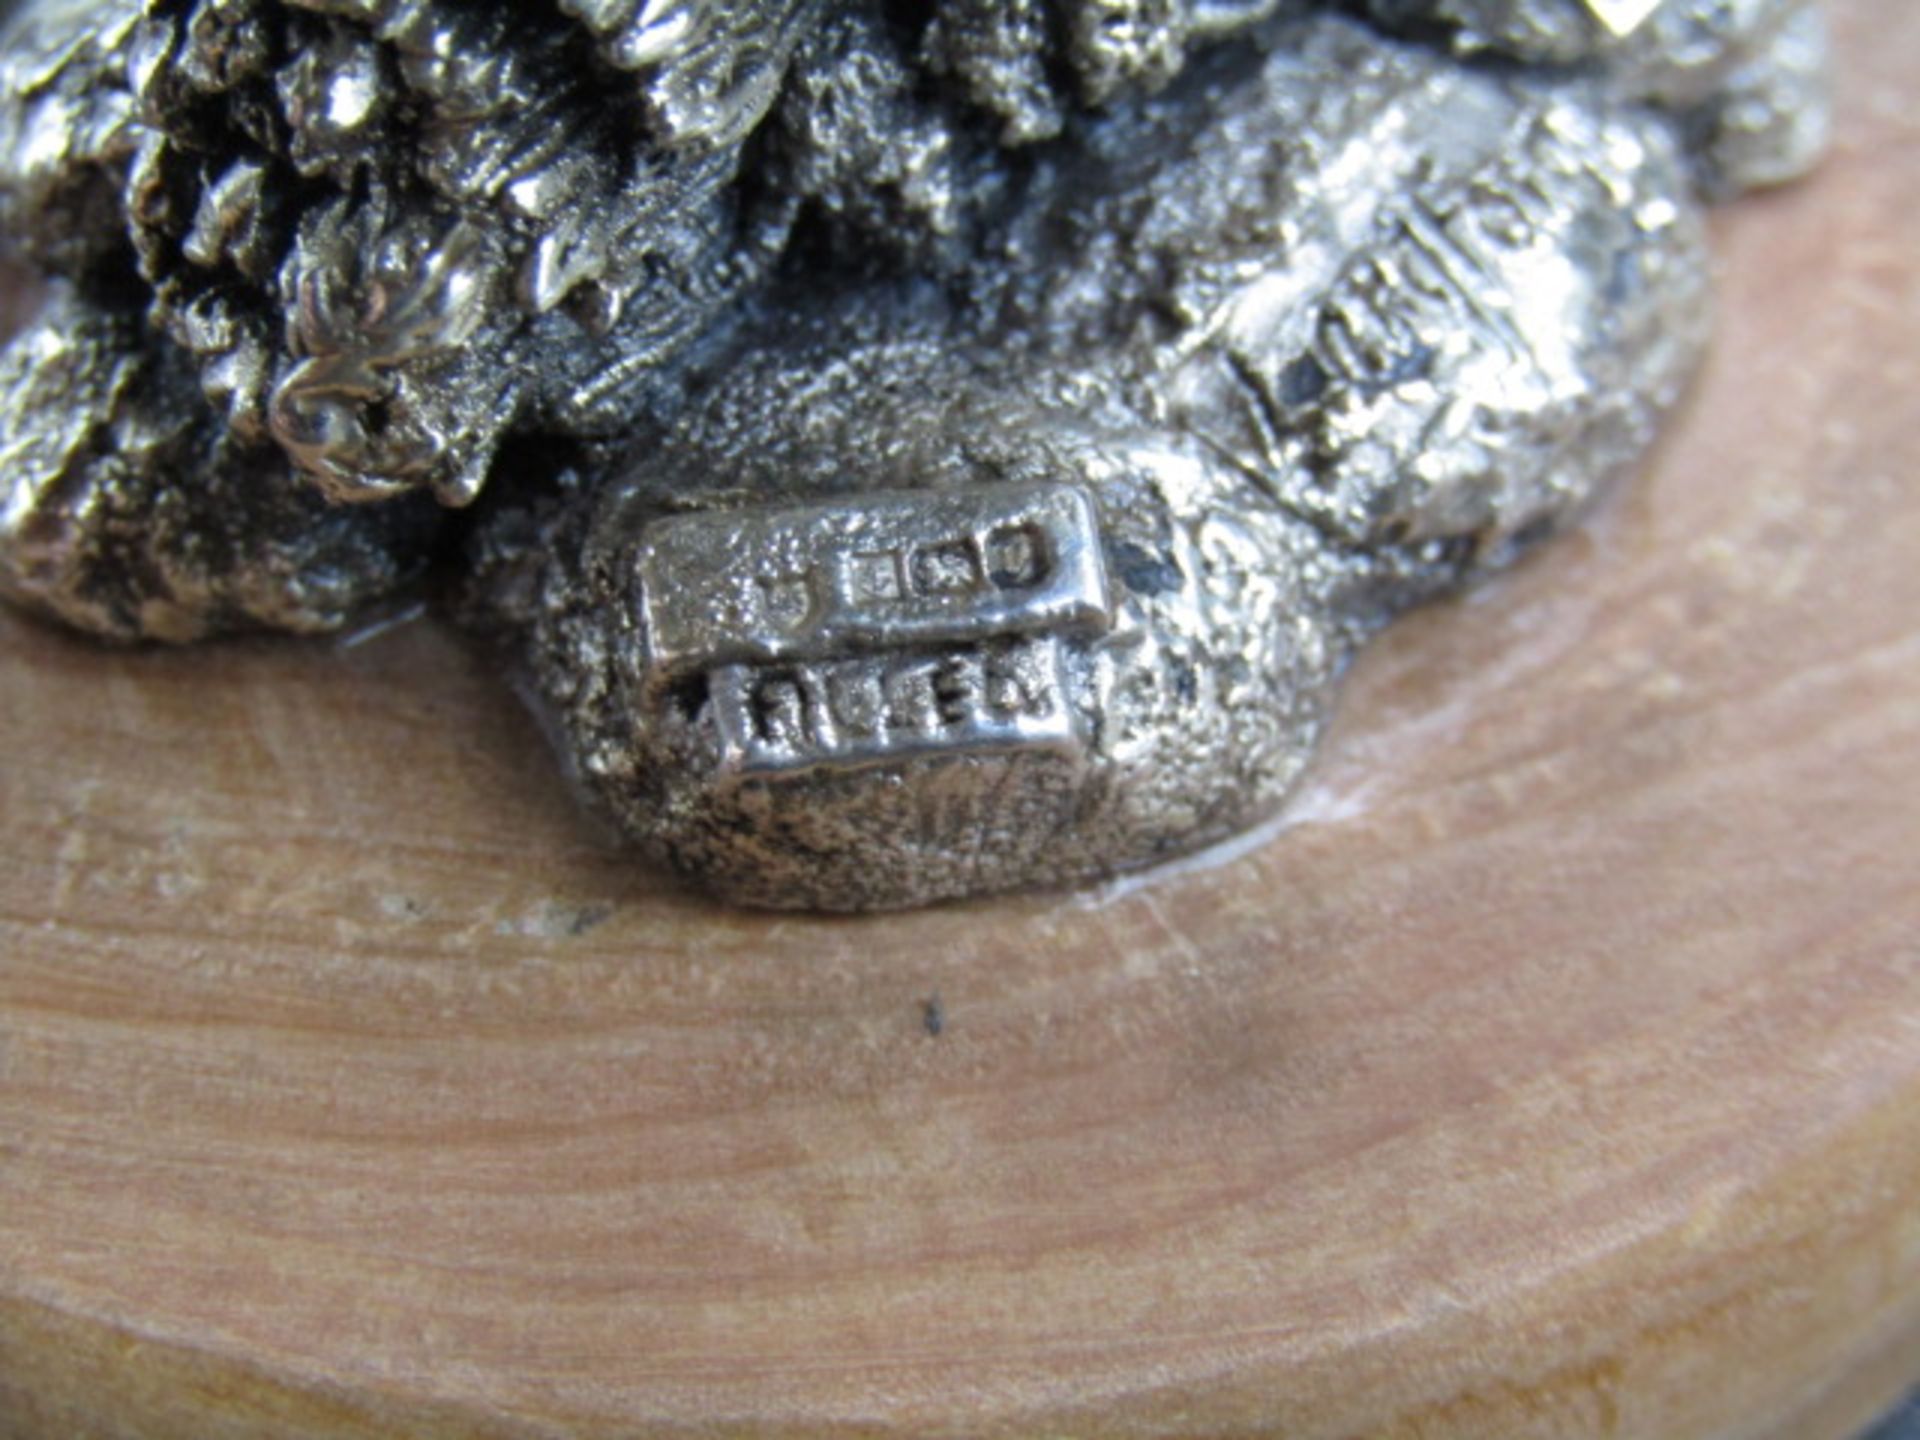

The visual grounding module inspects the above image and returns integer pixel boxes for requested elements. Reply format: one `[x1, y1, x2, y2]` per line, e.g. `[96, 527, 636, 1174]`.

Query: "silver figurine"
[0, 1, 1829, 907]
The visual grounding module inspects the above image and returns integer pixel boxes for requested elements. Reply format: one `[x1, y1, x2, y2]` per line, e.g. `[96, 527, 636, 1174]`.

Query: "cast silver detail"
[0, 0, 1831, 906]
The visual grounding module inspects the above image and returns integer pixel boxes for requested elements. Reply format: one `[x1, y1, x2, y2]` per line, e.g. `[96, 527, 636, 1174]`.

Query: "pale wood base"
[3, 3, 1918, 1435]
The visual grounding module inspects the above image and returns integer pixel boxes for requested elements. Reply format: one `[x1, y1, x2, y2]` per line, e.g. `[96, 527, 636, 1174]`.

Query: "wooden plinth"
[3, 5, 1918, 1436]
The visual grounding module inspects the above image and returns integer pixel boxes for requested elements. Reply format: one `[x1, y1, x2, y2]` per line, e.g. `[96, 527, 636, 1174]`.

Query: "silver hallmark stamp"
[635, 481, 1113, 685]
[710, 637, 1079, 778]
[635, 483, 1111, 778]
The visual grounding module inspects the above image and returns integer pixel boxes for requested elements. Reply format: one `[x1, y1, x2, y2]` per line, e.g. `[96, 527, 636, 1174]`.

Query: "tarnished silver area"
[0, 285, 437, 642]
[0, 1, 1827, 906]
[0, 0, 1323, 528]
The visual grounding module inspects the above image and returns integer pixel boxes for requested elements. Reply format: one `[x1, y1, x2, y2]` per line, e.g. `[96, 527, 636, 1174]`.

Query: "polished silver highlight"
[0, 0, 1831, 907]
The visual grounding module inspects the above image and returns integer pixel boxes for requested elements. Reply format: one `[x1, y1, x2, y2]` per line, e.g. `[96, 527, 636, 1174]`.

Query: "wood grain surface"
[2, 5, 1918, 1437]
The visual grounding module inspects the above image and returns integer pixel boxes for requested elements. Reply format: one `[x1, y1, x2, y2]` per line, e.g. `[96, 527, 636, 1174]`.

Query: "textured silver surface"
[469, 13, 1719, 908]
[0, 0, 1829, 906]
